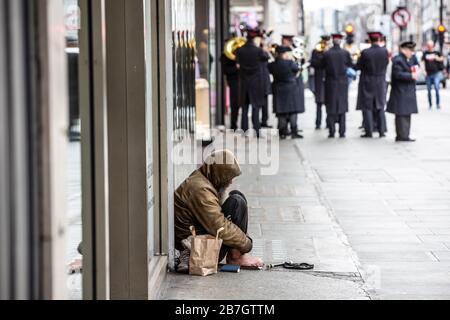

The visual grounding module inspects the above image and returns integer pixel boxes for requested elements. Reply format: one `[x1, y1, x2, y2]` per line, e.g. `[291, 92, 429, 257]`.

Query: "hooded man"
[174, 150, 263, 273]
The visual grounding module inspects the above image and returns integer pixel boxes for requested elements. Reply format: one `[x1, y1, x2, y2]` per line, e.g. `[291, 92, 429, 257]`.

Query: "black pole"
[383, 0, 387, 14]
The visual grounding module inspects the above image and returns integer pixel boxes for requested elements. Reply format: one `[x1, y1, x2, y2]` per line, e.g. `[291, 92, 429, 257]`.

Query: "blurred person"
[387, 41, 418, 142]
[236, 28, 270, 137]
[174, 150, 263, 273]
[260, 36, 273, 128]
[221, 42, 240, 130]
[269, 45, 304, 139]
[321, 33, 354, 138]
[310, 35, 330, 130]
[356, 31, 389, 138]
[422, 40, 445, 109]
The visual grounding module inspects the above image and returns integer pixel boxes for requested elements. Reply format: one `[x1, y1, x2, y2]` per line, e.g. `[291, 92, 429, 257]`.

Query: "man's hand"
[412, 72, 418, 81]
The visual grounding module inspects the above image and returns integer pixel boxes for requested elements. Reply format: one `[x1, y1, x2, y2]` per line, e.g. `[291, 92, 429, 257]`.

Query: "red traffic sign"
[392, 7, 411, 28]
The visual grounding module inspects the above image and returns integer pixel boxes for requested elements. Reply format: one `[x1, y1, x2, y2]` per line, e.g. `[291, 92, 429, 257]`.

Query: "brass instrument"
[315, 40, 329, 52]
[224, 37, 246, 61]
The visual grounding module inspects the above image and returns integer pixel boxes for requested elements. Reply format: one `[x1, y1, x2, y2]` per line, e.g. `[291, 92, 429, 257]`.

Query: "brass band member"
[310, 35, 330, 129]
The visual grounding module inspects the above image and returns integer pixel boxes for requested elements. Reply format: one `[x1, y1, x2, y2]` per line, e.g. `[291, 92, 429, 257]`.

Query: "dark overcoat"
[310, 49, 326, 104]
[322, 45, 353, 115]
[387, 53, 418, 116]
[236, 41, 269, 107]
[356, 44, 389, 111]
[268, 59, 304, 115]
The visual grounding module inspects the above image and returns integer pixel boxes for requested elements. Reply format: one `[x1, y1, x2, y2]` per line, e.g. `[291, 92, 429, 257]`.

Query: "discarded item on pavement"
[267, 261, 314, 271]
[220, 265, 241, 273]
[189, 226, 224, 277]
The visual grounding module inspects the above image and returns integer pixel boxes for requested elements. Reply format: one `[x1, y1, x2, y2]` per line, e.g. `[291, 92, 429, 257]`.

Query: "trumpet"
[224, 37, 246, 61]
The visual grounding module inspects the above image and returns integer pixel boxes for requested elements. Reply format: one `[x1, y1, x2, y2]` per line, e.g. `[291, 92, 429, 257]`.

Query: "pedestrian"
[310, 35, 330, 130]
[236, 28, 270, 138]
[356, 31, 389, 138]
[387, 41, 418, 142]
[268, 45, 304, 140]
[260, 36, 273, 128]
[221, 47, 240, 131]
[422, 40, 445, 110]
[321, 33, 354, 138]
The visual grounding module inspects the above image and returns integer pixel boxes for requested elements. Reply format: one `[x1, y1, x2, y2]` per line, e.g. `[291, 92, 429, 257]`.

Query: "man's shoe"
[361, 134, 373, 138]
[291, 133, 304, 139]
[396, 137, 416, 142]
[328, 134, 335, 139]
[437, 105, 441, 110]
[379, 134, 386, 138]
[315, 126, 321, 130]
[261, 123, 273, 128]
[339, 134, 346, 138]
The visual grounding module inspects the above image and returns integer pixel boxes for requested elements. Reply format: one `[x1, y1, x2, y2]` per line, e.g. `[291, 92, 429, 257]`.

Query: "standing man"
[356, 31, 389, 138]
[321, 33, 353, 138]
[269, 46, 303, 139]
[422, 40, 445, 110]
[260, 36, 273, 128]
[310, 35, 330, 129]
[387, 41, 418, 142]
[221, 45, 240, 131]
[236, 28, 270, 137]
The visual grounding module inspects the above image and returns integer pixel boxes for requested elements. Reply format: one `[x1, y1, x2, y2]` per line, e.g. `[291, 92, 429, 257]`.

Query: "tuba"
[224, 37, 246, 61]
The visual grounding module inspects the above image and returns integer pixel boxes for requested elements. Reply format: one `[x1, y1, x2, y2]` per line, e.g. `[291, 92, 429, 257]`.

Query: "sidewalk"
[161, 86, 450, 300]
[160, 114, 370, 300]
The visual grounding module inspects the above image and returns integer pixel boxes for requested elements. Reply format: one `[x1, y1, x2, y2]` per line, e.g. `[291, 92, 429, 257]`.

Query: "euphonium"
[224, 37, 246, 61]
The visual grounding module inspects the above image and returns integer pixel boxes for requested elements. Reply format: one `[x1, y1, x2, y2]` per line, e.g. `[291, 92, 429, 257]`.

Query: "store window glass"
[172, 0, 197, 187]
[64, 0, 82, 300]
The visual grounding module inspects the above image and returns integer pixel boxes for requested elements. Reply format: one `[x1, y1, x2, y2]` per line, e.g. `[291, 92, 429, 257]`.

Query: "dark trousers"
[327, 113, 346, 136]
[219, 191, 249, 262]
[278, 113, 298, 136]
[229, 80, 239, 130]
[261, 96, 269, 126]
[242, 104, 261, 136]
[363, 108, 387, 136]
[316, 103, 323, 128]
[395, 115, 411, 140]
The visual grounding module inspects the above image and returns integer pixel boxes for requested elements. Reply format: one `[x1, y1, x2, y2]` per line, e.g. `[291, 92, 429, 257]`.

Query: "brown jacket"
[174, 151, 252, 253]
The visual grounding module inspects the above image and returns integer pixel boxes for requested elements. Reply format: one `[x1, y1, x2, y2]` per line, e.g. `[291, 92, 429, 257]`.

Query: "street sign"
[392, 7, 411, 28]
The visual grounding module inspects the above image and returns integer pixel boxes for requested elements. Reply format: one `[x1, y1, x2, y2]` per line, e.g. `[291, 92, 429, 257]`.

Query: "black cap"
[276, 45, 292, 54]
[320, 35, 331, 41]
[246, 28, 263, 38]
[331, 33, 344, 39]
[400, 41, 416, 49]
[282, 34, 295, 40]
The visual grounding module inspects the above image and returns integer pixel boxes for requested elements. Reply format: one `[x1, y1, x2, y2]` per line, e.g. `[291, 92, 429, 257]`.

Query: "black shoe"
[280, 134, 287, 140]
[379, 134, 386, 138]
[396, 137, 416, 142]
[361, 134, 373, 138]
[291, 133, 304, 139]
[328, 134, 335, 139]
[261, 124, 273, 128]
[315, 126, 321, 130]
[339, 134, 346, 138]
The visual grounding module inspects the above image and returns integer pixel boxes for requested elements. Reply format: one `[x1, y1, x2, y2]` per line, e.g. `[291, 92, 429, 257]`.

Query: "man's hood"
[199, 150, 242, 190]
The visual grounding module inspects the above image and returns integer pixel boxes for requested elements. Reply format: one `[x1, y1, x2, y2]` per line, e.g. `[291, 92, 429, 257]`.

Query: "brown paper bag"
[189, 226, 224, 277]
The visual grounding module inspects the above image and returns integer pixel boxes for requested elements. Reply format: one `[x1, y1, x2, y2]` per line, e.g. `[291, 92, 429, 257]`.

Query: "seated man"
[174, 150, 263, 273]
